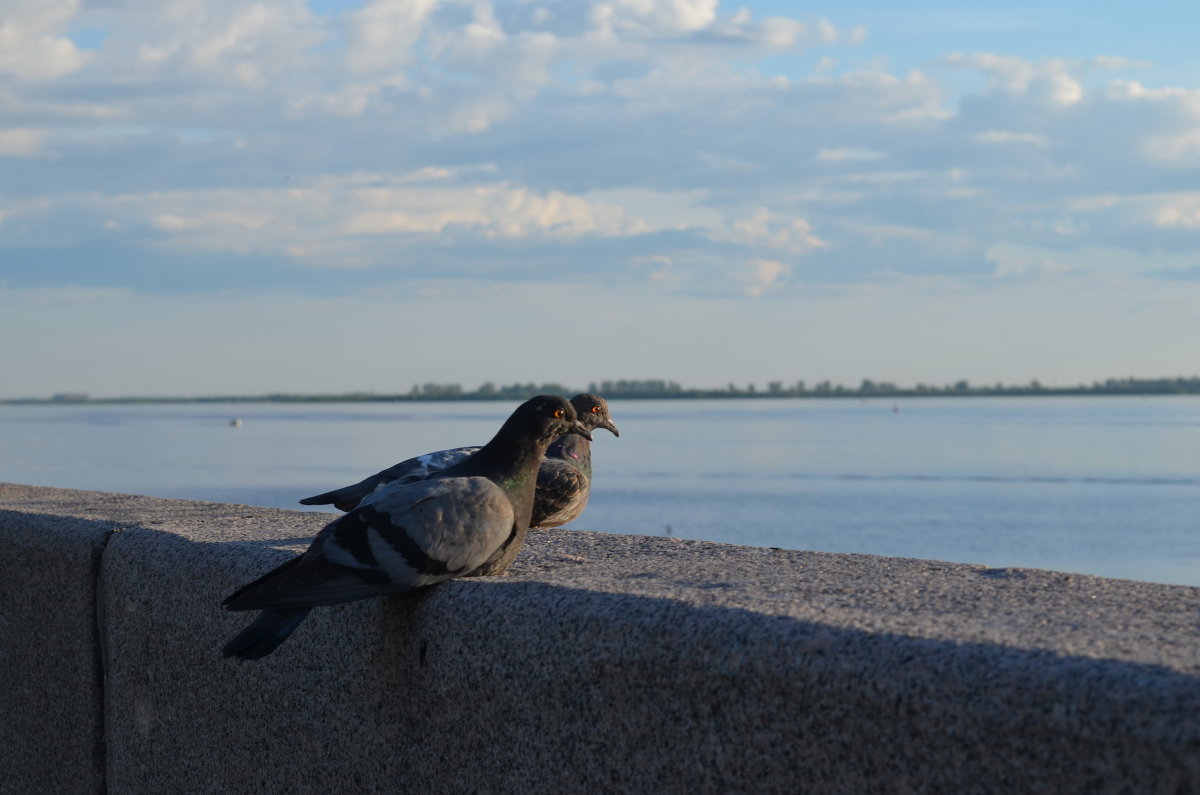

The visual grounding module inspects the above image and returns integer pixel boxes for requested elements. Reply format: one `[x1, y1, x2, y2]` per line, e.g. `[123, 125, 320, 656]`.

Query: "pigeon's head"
[570, 393, 620, 438]
[512, 394, 592, 443]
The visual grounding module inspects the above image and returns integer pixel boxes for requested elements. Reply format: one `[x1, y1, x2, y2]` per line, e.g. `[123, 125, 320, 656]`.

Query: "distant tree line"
[6, 376, 1200, 405]
[580, 376, 1200, 399]
[391, 375, 1200, 400]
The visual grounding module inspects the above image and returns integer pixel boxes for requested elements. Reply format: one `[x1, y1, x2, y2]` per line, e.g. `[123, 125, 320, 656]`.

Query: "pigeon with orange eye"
[523, 394, 618, 532]
[300, 393, 619, 572]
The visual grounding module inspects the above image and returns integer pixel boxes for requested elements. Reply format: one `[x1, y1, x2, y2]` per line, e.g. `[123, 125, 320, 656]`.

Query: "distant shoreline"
[4, 376, 1200, 405]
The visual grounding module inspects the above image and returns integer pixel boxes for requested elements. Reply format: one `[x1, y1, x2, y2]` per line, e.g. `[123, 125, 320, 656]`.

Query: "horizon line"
[5, 375, 1200, 405]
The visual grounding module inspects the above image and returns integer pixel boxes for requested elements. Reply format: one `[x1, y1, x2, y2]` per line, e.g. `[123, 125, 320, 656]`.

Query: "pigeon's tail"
[298, 488, 361, 513]
[222, 608, 312, 660]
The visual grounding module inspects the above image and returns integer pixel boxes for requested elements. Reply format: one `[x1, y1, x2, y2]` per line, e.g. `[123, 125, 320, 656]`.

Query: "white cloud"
[1105, 79, 1199, 102]
[986, 245, 1074, 279]
[973, 130, 1050, 147]
[429, 2, 510, 66]
[1045, 190, 1200, 238]
[0, 129, 52, 158]
[942, 53, 1084, 106]
[83, 173, 652, 265]
[795, 69, 947, 126]
[339, 183, 649, 239]
[583, 188, 725, 231]
[845, 25, 868, 46]
[1091, 55, 1150, 71]
[0, 0, 88, 79]
[816, 146, 886, 162]
[738, 258, 789, 297]
[592, 0, 718, 35]
[180, 4, 316, 87]
[92, 0, 324, 86]
[347, 0, 443, 72]
[1151, 195, 1200, 229]
[722, 208, 826, 254]
[756, 17, 805, 48]
[1143, 130, 1200, 165]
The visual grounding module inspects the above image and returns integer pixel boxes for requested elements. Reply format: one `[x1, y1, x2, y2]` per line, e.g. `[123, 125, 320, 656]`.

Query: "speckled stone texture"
[0, 484, 121, 794]
[2, 483, 1200, 793]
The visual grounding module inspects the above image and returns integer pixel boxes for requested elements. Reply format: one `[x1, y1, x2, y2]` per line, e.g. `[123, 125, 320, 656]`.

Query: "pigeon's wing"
[299, 446, 481, 511]
[229, 477, 514, 611]
[530, 458, 590, 529]
[323, 476, 515, 589]
[384, 447, 481, 484]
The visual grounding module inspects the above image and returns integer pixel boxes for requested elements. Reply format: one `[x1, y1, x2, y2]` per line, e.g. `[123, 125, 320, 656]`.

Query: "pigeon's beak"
[572, 420, 593, 441]
[601, 418, 620, 438]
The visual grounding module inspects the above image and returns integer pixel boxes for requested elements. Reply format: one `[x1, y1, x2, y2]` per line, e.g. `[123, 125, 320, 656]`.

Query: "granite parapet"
[1, 483, 1198, 793]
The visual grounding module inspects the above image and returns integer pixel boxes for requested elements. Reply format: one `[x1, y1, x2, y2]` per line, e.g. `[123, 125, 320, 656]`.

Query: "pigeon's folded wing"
[299, 446, 481, 511]
[329, 475, 516, 585]
[229, 477, 514, 611]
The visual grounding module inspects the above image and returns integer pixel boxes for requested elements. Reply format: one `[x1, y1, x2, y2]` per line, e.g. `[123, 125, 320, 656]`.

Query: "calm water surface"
[2, 396, 1198, 585]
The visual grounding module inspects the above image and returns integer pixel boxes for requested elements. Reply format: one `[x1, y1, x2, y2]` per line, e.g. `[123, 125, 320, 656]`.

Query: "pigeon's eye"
[591, 405, 601, 413]
[553, 408, 564, 418]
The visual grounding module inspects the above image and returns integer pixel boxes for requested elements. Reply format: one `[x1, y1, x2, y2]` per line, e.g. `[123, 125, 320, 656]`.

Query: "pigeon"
[299, 394, 619, 534]
[524, 394, 619, 531]
[222, 394, 590, 660]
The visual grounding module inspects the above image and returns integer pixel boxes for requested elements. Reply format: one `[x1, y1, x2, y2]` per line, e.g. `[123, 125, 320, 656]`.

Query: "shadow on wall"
[108, 528, 1200, 792]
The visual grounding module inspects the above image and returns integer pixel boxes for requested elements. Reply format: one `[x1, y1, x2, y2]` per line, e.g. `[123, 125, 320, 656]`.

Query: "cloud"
[738, 258, 789, 296]
[593, 0, 718, 35]
[972, 130, 1049, 147]
[1142, 130, 1200, 165]
[941, 53, 1085, 106]
[33, 172, 652, 269]
[721, 208, 826, 254]
[816, 146, 886, 162]
[0, 129, 52, 158]
[1150, 194, 1200, 229]
[3, 2, 1200, 304]
[347, 0, 442, 72]
[0, 0, 89, 79]
[337, 182, 650, 240]
[986, 245, 1074, 279]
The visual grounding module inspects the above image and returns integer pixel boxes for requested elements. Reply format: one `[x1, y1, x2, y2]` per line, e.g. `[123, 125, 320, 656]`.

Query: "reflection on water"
[2, 396, 1198, 586]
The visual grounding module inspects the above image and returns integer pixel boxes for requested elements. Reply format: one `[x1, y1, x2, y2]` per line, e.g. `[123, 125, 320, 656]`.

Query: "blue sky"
[3, 0, 1200, 398]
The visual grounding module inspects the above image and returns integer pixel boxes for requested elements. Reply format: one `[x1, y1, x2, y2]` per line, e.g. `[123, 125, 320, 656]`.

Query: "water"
[2, 396, 1198, 586]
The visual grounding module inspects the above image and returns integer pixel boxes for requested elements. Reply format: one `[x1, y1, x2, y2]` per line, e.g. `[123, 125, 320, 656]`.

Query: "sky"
[3, 0, 1200, 398]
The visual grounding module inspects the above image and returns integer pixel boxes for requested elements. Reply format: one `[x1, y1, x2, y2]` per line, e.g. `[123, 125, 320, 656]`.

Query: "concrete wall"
[2, 482, 1199, 794]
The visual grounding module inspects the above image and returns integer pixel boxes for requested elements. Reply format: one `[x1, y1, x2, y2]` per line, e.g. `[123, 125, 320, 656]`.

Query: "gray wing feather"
[326, 477, 515, 587]
[299, 446, 480, 511]
[232, 476, 512, 611]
